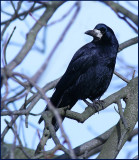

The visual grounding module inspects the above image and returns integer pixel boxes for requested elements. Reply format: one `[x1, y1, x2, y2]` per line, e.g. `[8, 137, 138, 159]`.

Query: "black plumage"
[38, 24, 119, 130]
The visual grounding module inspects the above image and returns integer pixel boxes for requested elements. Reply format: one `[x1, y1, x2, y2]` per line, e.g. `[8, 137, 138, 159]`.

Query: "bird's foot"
[84, 99, 104, 113]
[93, 99, 104, 110]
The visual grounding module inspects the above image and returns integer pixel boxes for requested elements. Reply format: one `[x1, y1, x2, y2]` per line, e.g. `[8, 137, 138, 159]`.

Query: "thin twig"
[1, 2, 38, 25]
[116, 99, 129, 130]
[11, 71, 76, 159]
[114, 70, 130, 83]
[117, 13, 138, 33]
[5, 119, 31, 159]
[47, 2, 77, 27]
[103, 1, 138, 28]
[3, 26, 16, 66]
[132, 70, 136, 79]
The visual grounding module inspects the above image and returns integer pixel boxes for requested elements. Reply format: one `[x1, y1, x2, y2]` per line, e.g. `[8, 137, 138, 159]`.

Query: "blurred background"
[1, 1, 138, 159]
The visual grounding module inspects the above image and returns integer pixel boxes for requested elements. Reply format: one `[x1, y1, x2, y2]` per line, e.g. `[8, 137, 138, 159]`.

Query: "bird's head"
[85, 23, 118, 44]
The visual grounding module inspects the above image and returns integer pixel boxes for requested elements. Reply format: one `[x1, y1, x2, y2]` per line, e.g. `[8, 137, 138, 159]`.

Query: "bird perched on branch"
[38, 23, 119, 131]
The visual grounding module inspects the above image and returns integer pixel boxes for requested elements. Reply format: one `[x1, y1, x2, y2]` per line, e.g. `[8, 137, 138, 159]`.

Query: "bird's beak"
[85, 30, 94, 36]
[85, 29, 103, 39]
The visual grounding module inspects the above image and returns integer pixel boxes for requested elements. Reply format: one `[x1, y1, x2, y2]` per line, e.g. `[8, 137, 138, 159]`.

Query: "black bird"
[38, 23, 119, 130]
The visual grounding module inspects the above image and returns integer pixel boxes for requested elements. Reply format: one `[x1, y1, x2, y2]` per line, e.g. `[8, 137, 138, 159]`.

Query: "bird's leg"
[84, 97, 104, 113]
[93, 99, 104, 109]
[84, 99, 99, 112]
[93, 96, 104, 109]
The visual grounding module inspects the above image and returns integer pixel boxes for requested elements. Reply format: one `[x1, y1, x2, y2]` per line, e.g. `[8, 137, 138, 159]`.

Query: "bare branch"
[2, 1, 65, 73]
[116, 100, 129, 129]
[114, 70, 130, 83]
[103, 1, 138, 26]
[32, 2, 81, 83]
[97, 77, 138, 159]
[118, 36, 138, 52]
[57, 126, 114, 159]
[10, 71, 76, 159]
[2, 26, 16, 66]
[133, 155, 138, 159]
[1, 3, 44, 25]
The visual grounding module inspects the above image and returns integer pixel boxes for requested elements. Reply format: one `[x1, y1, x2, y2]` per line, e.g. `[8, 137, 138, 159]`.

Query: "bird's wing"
[55, 42, 97, 91]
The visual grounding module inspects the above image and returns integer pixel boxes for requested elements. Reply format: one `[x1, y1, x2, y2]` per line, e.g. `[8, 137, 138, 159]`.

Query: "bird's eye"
[101, 28, 106, 34]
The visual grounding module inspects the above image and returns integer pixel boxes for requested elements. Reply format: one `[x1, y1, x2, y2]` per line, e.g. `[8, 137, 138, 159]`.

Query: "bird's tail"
[38, 104, 66, 132]
[38, 105, 48, 124]
[38, 101, 76, 131]
[38, 90, 77, 131]
[38, 90, 62, 125]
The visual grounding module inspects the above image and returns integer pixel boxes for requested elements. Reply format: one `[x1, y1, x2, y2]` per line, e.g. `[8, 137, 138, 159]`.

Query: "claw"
[84, 99, 104, 113]
[93, 99, 104, 109]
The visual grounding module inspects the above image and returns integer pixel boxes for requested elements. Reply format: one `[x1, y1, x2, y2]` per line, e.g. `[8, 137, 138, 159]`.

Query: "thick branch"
[58, 78, 137, 123]
[57, 127, 114, 159]
[35, 77, 137, 159]
[97, 77, 138, 159]
[56, 126, 138, 159]
[2, 127, 137, 159]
